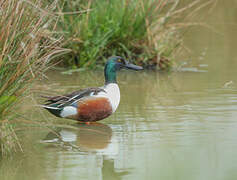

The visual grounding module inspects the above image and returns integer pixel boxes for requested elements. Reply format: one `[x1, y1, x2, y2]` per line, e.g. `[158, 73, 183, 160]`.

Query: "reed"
[0, 0, 67, 155]
[56, 0, 215, 70]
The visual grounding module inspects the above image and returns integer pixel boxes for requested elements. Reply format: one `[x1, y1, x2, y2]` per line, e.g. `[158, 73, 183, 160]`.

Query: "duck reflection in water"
[43, 123, 129, 179]
[43, 123, 116, 154]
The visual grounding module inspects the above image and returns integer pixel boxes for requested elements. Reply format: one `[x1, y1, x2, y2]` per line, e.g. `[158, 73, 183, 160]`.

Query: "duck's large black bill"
[125, 62, 143, 70]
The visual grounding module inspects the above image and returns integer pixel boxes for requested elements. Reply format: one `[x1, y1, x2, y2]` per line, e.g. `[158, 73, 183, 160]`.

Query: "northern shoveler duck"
[42, 56, 143, 123]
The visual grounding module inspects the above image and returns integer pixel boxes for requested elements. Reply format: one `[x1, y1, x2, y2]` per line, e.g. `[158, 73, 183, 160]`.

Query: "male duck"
[42, 56, 143, 123]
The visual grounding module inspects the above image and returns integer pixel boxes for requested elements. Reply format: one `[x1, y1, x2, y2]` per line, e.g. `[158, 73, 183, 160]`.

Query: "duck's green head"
[104, 56, 143, 84]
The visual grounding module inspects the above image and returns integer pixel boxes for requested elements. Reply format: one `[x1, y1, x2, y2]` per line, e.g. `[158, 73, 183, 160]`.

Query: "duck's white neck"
[103, 83, 120, 113]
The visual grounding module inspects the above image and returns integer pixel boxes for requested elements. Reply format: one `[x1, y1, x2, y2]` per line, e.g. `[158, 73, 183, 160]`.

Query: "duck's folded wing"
[42, 87, 106, 107]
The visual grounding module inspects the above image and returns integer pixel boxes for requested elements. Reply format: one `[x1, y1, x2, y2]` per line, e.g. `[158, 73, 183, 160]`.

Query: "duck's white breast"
[96, 83, 120, 113]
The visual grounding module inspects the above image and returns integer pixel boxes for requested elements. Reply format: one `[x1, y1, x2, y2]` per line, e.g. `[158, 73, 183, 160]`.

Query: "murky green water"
[1, 1, 237, 180]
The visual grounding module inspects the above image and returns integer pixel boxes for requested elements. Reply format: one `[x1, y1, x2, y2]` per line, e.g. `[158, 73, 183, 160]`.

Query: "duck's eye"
[118, 59, 124, 64]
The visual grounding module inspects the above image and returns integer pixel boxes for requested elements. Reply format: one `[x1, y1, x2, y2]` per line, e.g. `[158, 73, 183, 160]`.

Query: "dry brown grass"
[0, 0, 68, 155]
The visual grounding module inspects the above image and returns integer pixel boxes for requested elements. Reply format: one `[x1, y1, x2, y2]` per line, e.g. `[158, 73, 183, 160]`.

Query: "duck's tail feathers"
[40, 105, 60, 109]
[40, 105, 62, 117]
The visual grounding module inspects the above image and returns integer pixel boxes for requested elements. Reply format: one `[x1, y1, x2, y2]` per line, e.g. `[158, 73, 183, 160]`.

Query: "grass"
[0, 0, 67, 155]
[56, 0, 216, 70]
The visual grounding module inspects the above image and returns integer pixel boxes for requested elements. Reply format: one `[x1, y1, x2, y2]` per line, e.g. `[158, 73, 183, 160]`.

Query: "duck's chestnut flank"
[77, 97, 112, 122]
